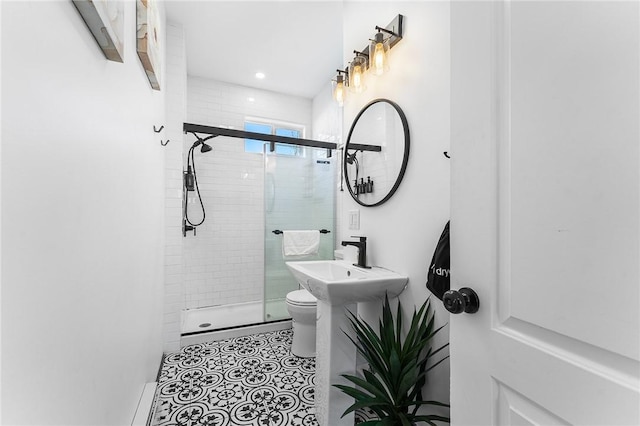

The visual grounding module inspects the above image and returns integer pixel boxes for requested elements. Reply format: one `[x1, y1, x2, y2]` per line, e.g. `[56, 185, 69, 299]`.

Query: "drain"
[199, 323, 212, 328]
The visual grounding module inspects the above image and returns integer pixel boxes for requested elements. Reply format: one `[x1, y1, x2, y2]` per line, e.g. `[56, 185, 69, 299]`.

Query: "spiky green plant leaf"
[334, 294, 450, 425]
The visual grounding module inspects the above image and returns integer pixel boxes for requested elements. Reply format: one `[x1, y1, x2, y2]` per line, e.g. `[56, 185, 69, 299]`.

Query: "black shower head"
[191, 138, 213, 153]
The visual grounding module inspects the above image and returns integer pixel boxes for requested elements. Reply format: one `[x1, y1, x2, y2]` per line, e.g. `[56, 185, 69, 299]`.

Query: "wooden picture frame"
[137, 0, 161, 90]
[73, 0, 124, 62]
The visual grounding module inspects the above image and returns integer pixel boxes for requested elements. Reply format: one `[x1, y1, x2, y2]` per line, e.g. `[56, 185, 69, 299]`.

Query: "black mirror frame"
[343, 99, 410, 207]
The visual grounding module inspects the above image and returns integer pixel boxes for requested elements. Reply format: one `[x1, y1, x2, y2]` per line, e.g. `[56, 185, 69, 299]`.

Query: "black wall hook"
[154, 125, 169, 146]
[444, 151, 450, 158]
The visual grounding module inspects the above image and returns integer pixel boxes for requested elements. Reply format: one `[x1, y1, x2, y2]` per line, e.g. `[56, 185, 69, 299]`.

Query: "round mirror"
[344, 99, 410, 207]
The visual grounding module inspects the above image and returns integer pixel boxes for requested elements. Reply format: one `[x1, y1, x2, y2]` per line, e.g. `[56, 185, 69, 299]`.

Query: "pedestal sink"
[285, 260, 408, 426]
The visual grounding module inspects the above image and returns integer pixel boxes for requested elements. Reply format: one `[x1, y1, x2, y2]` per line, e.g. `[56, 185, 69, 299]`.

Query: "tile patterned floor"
[153, 328, 377, 426]
[154, 329, 318, 426]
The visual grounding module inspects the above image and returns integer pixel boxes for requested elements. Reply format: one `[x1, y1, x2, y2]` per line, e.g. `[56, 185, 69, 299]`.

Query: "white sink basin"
[286, 260, 408, 305]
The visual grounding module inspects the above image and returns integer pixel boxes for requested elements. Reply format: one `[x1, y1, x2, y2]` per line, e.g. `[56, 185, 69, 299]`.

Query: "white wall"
[1, 2, 165, 424]
[338, 1, 451, 411]
[312, 81, 343, 145]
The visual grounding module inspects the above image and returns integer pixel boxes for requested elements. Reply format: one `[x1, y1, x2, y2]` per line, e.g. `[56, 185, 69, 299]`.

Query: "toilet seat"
[286, 289, 317, 306]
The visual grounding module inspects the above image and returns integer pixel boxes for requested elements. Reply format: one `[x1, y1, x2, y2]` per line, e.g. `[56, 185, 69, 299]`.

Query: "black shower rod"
[183, 123, 337, 151]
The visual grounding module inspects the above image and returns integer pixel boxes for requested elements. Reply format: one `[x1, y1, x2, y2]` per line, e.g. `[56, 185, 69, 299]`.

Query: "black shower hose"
[184, 146, 206, 227]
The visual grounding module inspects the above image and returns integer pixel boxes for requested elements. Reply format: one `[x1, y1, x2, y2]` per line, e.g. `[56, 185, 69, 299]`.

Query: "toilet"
[285, 289, 318, 358]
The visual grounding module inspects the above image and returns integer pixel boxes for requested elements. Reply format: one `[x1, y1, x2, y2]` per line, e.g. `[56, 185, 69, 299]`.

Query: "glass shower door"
[263, 146, 335, 321]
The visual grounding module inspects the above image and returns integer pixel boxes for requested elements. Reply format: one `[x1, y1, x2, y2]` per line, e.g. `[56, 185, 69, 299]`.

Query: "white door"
[449, 1, 639, 425]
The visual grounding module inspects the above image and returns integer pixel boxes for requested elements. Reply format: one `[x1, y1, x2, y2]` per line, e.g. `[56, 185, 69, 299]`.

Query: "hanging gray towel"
[426, 221, 450, 300]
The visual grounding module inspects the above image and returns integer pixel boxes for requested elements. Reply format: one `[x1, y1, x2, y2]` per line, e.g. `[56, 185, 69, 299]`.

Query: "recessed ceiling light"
[247, 97, 255, 102]
[255, 72, 265, 80]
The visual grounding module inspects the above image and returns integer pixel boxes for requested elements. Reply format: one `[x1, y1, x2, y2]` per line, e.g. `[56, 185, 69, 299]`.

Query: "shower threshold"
[180, 300, 291, 346]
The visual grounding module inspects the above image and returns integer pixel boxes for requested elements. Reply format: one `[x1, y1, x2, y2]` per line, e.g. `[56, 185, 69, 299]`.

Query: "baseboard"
[131, 382, 158, 426]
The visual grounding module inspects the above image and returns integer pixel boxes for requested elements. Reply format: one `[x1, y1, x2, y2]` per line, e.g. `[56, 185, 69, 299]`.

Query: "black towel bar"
[272, 229, 331, 235]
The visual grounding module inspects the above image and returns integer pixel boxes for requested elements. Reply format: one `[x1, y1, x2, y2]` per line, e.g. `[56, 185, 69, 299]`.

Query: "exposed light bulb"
[333, 75, 345, 107]
[372, 32, 389, 76]
[335, 83, 344, 106]
[352, 65, 363, 92]
[373, 42, 386, 75]
[348, 53, 367, 93]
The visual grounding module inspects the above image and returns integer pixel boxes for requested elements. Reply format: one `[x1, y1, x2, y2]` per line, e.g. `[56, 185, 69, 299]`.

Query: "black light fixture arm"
[336, 68, 349, 85]
[375, 25, 400, 38]
[375, 14, 404, 49]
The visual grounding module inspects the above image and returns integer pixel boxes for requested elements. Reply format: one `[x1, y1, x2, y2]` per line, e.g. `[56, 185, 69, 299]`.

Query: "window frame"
[244, 118, 306, 156]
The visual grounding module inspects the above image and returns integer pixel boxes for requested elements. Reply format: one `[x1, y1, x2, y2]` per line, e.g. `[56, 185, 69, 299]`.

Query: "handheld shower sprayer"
[183, 136, 213, 236]
[185, 165, 195, 191]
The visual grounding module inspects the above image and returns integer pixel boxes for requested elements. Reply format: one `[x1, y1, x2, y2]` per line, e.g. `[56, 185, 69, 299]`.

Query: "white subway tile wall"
[183, 78, 313, 310]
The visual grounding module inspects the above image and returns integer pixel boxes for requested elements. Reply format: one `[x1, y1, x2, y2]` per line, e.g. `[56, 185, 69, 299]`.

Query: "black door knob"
[443, 287, 480, 314]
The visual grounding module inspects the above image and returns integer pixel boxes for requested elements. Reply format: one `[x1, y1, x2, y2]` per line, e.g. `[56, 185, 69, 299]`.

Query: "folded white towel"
[282, 230, 320, 257]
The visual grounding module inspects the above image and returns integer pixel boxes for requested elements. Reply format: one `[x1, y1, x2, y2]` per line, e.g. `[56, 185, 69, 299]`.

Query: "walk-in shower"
[180, 124, 336, 337]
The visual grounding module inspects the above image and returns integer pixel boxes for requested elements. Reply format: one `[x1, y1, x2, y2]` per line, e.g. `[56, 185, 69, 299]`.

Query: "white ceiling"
[164, 1, 344, 99]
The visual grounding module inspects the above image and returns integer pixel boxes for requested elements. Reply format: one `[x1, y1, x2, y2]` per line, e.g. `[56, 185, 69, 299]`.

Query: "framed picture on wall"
[72, 0, 124, 62]
[137, 0, 161, 90]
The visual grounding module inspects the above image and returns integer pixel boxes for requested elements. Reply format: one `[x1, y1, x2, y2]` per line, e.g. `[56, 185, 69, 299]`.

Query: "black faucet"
[341, 236, 371, 269]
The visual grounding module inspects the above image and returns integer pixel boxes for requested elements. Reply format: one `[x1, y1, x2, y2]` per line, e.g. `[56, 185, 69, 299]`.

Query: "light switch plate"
[348, 209, 360, 230]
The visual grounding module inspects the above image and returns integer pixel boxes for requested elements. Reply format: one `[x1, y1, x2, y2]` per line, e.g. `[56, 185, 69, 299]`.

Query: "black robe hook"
[154, 125, 169, 145]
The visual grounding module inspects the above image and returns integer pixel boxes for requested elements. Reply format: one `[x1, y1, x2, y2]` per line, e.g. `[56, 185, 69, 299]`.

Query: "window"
[244, 122, 272, 153]
[244, 120, 304, 156]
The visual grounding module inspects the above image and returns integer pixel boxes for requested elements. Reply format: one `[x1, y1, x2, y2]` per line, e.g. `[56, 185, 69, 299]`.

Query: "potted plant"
[335, 294, 450, 426]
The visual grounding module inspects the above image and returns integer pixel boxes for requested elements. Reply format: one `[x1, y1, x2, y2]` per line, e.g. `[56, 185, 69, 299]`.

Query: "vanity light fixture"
[371, 30, 390, 76]
[349, 51, 368, 93]
[332, 14, 404, 103]
[371, 21, 403, 76]
[333, 69, 348, 107]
